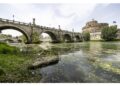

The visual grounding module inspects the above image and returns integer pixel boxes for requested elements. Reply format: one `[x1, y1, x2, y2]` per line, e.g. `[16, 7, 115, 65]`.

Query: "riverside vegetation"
[0, 42, 80, 82]
[0, 43, 42, 82]
[0, 43, 55, 82]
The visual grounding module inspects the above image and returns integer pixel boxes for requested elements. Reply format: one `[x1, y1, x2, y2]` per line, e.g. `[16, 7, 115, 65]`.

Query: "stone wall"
[82, 20, 108, 33]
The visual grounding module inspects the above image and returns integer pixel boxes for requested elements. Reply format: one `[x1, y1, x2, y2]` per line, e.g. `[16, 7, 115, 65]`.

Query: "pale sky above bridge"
[0, 3, 120, 37]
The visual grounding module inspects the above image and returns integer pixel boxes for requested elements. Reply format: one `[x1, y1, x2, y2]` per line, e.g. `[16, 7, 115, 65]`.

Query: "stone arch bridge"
[0, 18, 82, 44]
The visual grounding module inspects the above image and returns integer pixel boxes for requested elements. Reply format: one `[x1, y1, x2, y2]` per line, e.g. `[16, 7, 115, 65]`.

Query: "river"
[38, 42, 120, 83]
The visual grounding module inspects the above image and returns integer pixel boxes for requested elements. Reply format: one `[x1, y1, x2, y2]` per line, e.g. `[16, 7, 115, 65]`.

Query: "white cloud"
[1, 3, 97, 36]
[58, 4, 96, 18]
[10, 3, 97, 28]
[57, 4, 97, 29]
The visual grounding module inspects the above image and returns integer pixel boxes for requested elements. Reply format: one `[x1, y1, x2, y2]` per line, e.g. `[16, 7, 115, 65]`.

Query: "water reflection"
[39, 42, 120, 83]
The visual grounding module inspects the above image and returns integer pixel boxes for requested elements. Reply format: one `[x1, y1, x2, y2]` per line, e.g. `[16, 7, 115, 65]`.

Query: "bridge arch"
[0, 25, 30, 43]
[75, 35, 81, 42]
[63, 34, 72, 42]
[41, 31, 59, 43]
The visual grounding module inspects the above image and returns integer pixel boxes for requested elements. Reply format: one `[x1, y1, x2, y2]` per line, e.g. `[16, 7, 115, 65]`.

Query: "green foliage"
[0, 34, 12, 39]
[0, 67, 5, 75]
[19, 35, 27, 43]
[0, 54, 41, 82]
[22, 35, 27, 43]
[20, 32, 41, 44]
[0, 43, 19, 54]
[82, 32, 90, 41]
[31, 32, 41, 44]
[101, 26, 118, 41]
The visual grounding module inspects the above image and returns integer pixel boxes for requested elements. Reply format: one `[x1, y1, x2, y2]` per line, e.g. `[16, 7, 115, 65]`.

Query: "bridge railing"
[39, 26, 72, 32]
[0, 18, 30, 26]
[0, 18, 81, 34]
[39, 25, 57, 31]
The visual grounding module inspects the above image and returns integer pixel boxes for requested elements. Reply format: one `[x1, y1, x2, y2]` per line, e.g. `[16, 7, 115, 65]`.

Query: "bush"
[82, 32, 90, 41]
[31, 32, 41, 43]
[0, 43, 19, 54]
[0, 67, 5, 75]
[101, 26, 117, 41]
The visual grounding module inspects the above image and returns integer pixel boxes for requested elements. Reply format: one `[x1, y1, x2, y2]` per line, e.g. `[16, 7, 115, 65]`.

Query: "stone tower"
[82, 19, 108, 33]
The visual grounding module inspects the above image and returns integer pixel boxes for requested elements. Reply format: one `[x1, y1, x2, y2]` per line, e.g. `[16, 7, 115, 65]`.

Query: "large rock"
[28, 56, 59, 70]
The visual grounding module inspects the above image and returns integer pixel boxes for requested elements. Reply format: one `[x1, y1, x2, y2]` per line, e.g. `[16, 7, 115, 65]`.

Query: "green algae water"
[39, 42, 120, 83]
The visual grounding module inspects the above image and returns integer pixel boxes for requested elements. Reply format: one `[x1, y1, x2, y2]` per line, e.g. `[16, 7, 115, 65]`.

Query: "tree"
[82, 32, 90, 41]
[101, 26, 117, 41]
[20, 35, 27, 43]
[31, 32, 41, 43]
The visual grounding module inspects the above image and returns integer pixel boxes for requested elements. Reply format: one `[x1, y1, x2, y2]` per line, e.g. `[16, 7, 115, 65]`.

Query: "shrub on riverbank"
[82, 32, 90, 41]
[0, 43, 19, 54]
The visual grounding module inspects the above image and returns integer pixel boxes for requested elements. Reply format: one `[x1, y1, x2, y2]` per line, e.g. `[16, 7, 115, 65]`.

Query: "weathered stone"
[28, 56, 59, 70]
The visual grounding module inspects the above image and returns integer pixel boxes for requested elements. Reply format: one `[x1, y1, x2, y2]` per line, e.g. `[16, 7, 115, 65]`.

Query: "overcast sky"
[0, 3, 120, 36]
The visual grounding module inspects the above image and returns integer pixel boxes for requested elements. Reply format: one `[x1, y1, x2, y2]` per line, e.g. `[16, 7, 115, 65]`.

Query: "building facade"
[82, 19, 108, 33]
[90, 32, 102, 40]
[116, 29, 120, 39]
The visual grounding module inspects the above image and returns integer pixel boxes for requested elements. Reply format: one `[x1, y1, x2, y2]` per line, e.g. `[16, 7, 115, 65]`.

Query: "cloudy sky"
[0, 3, 120, 36]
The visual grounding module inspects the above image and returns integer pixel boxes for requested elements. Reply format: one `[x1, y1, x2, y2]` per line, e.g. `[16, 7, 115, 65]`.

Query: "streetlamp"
[72, 28, 75, 41]
[13, 14, 15, 22]
[58, 25, 61, 39]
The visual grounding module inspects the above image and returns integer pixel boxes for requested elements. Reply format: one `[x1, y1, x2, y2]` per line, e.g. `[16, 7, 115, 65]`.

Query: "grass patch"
[0, 54, 41, 82]
[0, 43, 19, 54]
